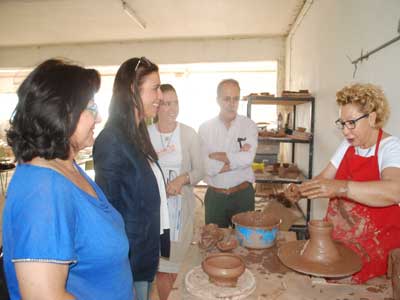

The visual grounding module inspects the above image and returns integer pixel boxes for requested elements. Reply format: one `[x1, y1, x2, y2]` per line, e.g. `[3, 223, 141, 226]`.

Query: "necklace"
[160, 131, 175, 149]
[158, 124, 176, 150]
[356, 145, 374, 156]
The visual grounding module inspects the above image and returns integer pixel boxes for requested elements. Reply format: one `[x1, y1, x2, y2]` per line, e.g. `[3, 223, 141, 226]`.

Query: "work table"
[168, 231, 393, 300]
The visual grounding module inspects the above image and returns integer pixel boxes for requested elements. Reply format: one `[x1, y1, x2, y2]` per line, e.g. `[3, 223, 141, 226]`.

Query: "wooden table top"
[168, 231, 393, 300]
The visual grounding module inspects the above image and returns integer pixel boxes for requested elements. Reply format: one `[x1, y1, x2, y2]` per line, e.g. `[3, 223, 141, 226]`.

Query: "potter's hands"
[299, 179, 348, 199]
[284, 183, 302, 203]
[240, 143, 251, 152]
[209, 152, 229, 164]
[166, 175, 186, 196]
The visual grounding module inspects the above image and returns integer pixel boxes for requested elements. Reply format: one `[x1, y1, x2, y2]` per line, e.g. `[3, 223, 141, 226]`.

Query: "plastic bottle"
[277, 112, 283, 131]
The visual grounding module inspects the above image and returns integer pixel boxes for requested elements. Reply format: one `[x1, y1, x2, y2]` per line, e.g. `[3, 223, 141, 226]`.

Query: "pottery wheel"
[277, 240, 362, 277]
[185, 265, 256, 300]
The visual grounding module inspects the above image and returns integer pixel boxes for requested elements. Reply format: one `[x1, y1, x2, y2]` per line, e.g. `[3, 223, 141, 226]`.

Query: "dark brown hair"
[106, 57, 159, 161]
[7, 58, 100, 162]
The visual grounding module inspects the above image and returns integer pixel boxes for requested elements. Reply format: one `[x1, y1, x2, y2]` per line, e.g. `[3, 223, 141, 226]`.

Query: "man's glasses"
[134, 56, 151, 72]
[85, 102, 98, 119]
[220, 96, 240, 103]
[335, 113, 369, 130]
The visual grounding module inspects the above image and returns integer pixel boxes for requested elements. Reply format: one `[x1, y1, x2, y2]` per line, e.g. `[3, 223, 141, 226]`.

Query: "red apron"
[326, 129, 400, 283]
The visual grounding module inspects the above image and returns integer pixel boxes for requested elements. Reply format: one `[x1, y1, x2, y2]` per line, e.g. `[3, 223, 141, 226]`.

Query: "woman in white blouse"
[148, 84, 204, 300]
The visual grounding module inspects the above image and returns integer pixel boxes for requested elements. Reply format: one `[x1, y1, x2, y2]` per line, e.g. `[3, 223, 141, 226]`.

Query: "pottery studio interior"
[0, 1, 400, 300]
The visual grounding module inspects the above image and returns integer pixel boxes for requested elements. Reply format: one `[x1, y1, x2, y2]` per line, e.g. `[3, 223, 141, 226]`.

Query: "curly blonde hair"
[336, 83, 390, 128]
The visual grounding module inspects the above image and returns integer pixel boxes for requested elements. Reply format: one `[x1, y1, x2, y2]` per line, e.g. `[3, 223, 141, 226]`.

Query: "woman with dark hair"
[93, 57, 167, 300]
[3, 59, 134, 300]
[148, 84, 203, 300]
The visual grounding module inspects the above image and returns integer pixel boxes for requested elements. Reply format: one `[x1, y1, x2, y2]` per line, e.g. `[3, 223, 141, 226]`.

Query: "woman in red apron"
[299, 83, 400, 283]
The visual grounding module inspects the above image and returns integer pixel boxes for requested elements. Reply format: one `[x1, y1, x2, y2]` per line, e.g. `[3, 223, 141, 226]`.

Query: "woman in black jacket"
[93, 57, 165, 300]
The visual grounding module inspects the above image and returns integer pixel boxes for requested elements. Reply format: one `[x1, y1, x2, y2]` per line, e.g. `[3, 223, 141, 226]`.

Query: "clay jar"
[278, 164, 300, 179]
[201, 253, 245, 287]
[301, 220, 341, 263]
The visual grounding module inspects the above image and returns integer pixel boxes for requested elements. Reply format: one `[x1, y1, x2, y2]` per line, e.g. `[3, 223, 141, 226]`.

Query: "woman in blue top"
[3, 59, 134, 300]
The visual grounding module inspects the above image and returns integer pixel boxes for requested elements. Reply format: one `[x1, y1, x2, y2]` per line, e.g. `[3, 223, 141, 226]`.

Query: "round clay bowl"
[232, 211, 281, 249]
[217, 237, 239, 252]
[201, 253, 245, 287]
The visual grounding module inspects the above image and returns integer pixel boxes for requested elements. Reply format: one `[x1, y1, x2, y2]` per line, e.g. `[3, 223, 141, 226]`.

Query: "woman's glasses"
[85, 102, 98, 118]
[160, 100, 179, 107]
[335, 113, 369, 130]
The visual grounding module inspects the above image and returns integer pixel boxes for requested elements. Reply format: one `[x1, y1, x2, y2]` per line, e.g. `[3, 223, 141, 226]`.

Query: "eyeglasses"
[160, 100, 179, 107]
[335, 113, 369, 130]
[134, 56, 151, 72]
[85, 102, 98, 118]
[220, 96, 240, 103]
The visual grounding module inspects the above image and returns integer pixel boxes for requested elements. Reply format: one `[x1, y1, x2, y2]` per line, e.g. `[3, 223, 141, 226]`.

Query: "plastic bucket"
[232, 211, 281, 249]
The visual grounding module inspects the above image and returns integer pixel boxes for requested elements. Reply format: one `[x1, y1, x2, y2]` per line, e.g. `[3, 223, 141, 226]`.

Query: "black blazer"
[93, 125, 160, 282]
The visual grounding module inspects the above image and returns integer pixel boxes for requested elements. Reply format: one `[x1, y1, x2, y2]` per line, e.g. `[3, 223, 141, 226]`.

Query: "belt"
[209, 182, 250, 195]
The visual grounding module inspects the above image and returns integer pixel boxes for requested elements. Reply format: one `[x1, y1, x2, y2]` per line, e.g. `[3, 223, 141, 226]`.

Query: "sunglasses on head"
[134, 56, 151, 72]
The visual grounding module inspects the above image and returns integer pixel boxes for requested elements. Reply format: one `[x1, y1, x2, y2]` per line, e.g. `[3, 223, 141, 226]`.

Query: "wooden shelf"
[258, 136, 311, 144]
[254, 171, 307, 184]
[244, 95, 314, 105]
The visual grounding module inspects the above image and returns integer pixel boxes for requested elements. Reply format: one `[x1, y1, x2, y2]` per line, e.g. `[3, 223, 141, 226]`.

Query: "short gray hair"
[217, 79, 240, 99]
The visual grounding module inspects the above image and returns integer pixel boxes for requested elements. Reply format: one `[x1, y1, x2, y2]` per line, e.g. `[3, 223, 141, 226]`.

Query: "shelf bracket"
[347, 18, 400, 78]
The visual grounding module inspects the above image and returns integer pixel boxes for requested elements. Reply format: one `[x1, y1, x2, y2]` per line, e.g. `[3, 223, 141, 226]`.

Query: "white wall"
[286, 0, 400, 219]
[0, 36, 284, 68]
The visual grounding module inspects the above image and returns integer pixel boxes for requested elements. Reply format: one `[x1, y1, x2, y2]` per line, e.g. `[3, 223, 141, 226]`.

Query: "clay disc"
[185, 265, 256, 300]
[277, 240, 362, 277]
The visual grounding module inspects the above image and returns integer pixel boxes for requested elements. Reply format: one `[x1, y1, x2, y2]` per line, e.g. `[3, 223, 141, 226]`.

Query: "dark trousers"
[205, 184, 255, 228]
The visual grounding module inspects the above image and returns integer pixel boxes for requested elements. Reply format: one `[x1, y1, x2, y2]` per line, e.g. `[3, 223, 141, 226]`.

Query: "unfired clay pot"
[199, 223, 224, 250]
[201, 253, 245, 287]
[277, 219, 362, 277]
[301, 220, 340, 263]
